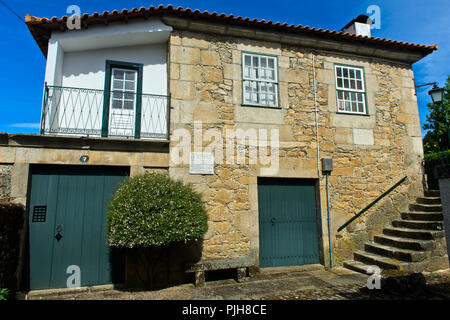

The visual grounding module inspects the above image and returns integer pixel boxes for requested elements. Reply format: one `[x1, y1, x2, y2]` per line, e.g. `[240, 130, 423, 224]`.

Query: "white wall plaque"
[189, 152, 214, 175]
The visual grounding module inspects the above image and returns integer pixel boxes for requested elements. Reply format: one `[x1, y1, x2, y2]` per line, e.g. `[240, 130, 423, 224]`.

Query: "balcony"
[41, 85, 170, 140]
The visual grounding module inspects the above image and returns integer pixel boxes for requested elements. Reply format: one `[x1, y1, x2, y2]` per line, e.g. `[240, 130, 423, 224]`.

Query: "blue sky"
[0, 0, 448, 135]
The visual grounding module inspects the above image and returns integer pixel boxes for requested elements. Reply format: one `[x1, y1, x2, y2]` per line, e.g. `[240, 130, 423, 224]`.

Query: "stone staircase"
[344, 190, 449, 276]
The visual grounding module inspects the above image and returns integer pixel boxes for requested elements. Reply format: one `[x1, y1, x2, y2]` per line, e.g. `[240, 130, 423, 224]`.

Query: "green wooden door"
[258, 178, 320, 268]
[28, 165, 128, 290]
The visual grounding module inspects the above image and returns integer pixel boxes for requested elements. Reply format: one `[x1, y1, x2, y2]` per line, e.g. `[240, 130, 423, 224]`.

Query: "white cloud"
[9, 123, 41, 129]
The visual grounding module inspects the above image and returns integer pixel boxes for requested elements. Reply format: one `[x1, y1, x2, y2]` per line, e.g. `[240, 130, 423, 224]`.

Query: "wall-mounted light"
[428, 84, 444, 105]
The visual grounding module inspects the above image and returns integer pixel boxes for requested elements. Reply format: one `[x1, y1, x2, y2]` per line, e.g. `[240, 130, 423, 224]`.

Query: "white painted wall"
[61, 43, 168, 95]
[42, 20, 170, 139]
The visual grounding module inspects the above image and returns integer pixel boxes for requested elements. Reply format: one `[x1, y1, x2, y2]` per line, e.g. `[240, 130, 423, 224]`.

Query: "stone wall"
[0, 165, 12, 202]
[168, 28, 424, 267]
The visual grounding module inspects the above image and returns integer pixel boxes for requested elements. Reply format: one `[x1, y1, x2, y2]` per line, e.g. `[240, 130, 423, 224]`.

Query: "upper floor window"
[111, 68, 138, 110]
[242, 53, 279, 108]
[335, 65, 367, 115]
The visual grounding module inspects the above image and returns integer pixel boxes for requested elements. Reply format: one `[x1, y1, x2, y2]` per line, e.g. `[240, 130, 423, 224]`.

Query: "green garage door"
[258, 178, 320, 268]
[27, 165, 128, 290]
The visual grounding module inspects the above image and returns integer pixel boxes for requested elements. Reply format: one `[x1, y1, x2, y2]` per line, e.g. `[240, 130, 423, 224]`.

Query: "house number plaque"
[189, 152, 214, 175]
[80, 155, 89, 163]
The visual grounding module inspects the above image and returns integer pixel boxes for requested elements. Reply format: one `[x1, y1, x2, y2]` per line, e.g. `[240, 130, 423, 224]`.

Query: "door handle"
[271, 218, 276, 226]
[55, 224, 63, 241]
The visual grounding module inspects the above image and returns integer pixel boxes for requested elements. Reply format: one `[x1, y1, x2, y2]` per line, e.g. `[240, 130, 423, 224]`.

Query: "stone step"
[392, 220, 443, 231]
[354, 250, 403, 270]
[374, 234, 434, 251]
[425, 190, 440, 197]
[343, 260, 374, 275]
[416, 197, 441, 205]
[364, 242, 427, 262]
[409, 203, 442, 213]
[401, 211, 443, 221]
[383, 227, 444, 240]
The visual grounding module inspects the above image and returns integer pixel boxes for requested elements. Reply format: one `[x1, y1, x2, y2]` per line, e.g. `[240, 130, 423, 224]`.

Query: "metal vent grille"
[32, 206, 47, 222]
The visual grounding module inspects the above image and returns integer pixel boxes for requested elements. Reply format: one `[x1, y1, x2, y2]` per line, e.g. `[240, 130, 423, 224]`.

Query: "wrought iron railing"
[41, 84, 170, 140]
[337, 176, 408, 232]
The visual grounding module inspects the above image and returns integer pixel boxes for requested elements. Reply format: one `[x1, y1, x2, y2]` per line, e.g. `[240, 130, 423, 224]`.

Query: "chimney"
[340, 14, 373, 37]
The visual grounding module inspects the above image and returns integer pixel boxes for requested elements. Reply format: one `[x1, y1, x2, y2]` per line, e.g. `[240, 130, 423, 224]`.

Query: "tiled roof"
[25, 4, 438, 57]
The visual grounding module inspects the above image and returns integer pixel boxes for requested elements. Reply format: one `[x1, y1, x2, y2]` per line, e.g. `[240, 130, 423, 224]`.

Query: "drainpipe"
[326, 172, 333, 269]
[314, 55, 332, 268]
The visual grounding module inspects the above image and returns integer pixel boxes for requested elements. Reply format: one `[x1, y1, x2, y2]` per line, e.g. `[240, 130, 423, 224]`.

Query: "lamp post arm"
[415, 82, 438, 88]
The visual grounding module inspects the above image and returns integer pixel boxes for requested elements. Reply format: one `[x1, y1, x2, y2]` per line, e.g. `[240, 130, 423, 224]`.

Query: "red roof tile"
[25, 5, 438, 57]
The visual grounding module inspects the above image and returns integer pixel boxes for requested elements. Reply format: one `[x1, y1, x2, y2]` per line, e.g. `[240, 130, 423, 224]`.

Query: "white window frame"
[242, 52, 279, 108]
[111, 67, 138, 110]
[334, 65, 367, 115]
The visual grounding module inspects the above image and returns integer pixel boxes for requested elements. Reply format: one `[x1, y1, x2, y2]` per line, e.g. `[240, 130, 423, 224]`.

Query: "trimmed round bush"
[107, 173, 208, 248]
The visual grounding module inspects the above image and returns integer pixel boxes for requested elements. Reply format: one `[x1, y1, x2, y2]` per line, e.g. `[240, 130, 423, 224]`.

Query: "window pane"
[124, 92, 135, 100]
[355, 70, 361, 80]
[245, 55, 252, 67]
[125, 71, 136, 81]
[336, 67, 342, 77]
[358, 103, 364, 113]
[268, 58, 274, 69]
[352, 102, 357, 112]
[113, 92, 123, 99]
[343, 68, 348, 78]
[113, 70, 124, 80]
[356, 80, 362, 90]
[252, 56, 259, 67]
[343, 79, 349, 88]
[113, 80, 123, 90]
[112, 99, 122, 109]
[260, 57, 267, 68]
[123, 100, 134, 110]
[337, 90, 343, 100]
[337, 78, 343, 88]
[125, 81, 135, 91]
[350, 80, 356, 89]
[349, 69, 355, 79]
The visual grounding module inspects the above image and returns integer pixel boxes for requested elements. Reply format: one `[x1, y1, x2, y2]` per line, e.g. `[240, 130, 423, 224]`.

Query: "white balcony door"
[109, 68, 137, 137]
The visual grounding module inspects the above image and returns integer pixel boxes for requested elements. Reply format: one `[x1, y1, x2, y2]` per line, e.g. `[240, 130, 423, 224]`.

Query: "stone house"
[1, 5, 447, 292]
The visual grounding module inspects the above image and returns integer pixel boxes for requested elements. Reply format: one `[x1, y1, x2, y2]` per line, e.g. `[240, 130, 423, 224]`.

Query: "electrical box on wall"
[322, 158, 333, 173]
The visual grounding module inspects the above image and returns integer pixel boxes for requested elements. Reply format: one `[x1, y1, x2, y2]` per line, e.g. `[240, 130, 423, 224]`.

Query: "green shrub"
[0, 288, 9, 300]
[107, 173, 208, 248]
[424, 149, 450, 162]
[0, 203, 25, 298]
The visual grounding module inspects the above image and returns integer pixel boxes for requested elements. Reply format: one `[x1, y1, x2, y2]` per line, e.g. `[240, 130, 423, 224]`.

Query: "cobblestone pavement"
[27, 266, 450, 300]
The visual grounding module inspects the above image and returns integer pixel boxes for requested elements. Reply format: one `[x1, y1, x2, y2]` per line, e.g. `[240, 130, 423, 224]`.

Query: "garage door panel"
[28, 166, 128, 290]
[258, 178, 320, 268]
[29, 173, 59, 289]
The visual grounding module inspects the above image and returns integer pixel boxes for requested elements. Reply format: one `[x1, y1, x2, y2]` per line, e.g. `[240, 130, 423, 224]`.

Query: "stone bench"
[185, 257, 256, 287]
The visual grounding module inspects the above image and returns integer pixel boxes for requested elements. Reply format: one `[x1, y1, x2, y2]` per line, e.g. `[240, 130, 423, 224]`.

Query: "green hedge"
[0, 202, 25, 299]
[107, 173, 208, 248]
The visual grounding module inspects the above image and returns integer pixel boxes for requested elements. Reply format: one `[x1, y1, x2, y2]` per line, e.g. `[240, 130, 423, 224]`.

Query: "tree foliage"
[423, 75, 450, 154]
[107, 173, 208, 248]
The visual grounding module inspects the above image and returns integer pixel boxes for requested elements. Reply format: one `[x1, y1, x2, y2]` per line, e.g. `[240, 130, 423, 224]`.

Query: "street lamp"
[416, 82, 447, 148]
[428, 84, 444, 105]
